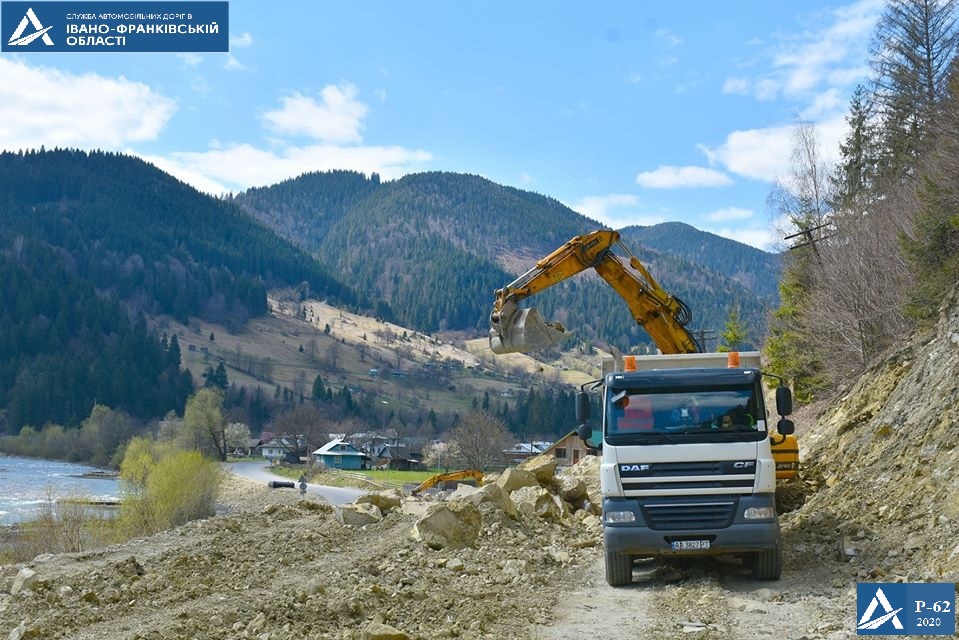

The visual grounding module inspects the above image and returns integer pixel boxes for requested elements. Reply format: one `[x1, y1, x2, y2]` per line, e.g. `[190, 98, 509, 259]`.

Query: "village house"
[312, 439, 370, 470]
[541, 431, 593, 468]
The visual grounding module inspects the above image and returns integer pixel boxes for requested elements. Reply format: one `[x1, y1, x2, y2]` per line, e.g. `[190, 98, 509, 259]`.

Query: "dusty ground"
[8, 281, 959, 640]
[0, 463, 926, 640]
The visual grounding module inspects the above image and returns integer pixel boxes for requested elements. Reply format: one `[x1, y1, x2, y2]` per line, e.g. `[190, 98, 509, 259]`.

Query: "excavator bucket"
[489, 307, 569, 354]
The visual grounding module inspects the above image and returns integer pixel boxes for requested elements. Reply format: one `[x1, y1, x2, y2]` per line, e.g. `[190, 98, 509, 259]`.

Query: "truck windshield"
[605, 386, 765, 444]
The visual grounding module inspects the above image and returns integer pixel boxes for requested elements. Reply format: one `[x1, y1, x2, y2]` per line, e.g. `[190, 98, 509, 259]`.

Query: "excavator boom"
[489, 230, 699, 355]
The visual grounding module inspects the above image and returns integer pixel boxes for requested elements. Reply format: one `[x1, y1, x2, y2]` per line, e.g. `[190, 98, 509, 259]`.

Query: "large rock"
[555, 474, 588, 506]
[560, 455, 601, 514]
[336, 502, 383, 526]
[355, 490, 402, 515]
[519, 454, 558, 484]
[412, 501, 482, 550]
[10, 568, 38, 596]
[495, 468, 538, 493]
[362, 622, 410, 640]
[511, 485, 567, 522]
[450, 483, 518, 519]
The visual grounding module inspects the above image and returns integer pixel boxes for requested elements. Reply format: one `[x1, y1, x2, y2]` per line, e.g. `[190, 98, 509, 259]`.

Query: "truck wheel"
[750, 541, 782, 580]
[605, 549, 633, 586]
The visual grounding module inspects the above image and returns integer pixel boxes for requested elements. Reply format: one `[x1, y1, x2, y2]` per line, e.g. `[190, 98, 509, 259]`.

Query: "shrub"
[118, 441, 222, 537]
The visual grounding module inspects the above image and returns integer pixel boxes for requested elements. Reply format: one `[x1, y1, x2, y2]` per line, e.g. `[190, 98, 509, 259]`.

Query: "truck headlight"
[743, 506, 775, 520]
[605, 511, 636, 524]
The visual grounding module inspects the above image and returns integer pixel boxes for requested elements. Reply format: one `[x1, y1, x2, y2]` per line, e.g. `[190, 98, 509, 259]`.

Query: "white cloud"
[701, 113, 847, 184]
[723, 0, 882, 103]
[699, 124, 795, 182]
[261, 84, 368, 144]
[142, 142, 432, 194]
[224, 54, 246, 71]
[636, 165, 733, 189]
[722, 77, 750, 95]
[0, 58, 175, 150]
[708, 226, 780, 251]
[519, 172, 534, 185]
[567, 194, 669, 228]
[230, 32, 253, 48]
[177, 53, 203, 67]
[373, 88, 387, 101]
[800, 88, 843, 120]
[706, 207, 753, 222]
[655, 29, 684, 47]
[571, 194, 638, 218]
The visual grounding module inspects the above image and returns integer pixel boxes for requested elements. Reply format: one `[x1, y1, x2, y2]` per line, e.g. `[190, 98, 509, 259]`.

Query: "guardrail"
[324, 468, 402, 491]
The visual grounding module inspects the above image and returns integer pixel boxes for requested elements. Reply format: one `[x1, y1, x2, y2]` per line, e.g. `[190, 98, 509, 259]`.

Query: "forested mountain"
[0, 149, 363, 431]
[237, 170, 778, 347]
[620, 223, 781, 303]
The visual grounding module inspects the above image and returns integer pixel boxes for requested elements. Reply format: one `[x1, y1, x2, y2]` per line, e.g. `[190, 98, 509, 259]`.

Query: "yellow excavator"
[490, 229, 699, 356]
[411, 470, 485, 496]
[488, 229, 799, 482]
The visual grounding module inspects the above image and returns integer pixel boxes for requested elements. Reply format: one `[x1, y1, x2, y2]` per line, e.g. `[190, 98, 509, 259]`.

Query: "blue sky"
[0, 0, 885, 250]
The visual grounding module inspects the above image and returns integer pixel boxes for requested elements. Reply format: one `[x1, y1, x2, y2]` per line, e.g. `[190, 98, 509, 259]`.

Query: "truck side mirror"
[775, 386, 793, 416]
[577, 423, 591, 442]
[777, 417, 795, 435]
[575, 391, 591, 423]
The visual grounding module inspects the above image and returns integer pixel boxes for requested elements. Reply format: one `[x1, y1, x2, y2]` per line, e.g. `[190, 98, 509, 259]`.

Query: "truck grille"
[643, 498, 737, 530]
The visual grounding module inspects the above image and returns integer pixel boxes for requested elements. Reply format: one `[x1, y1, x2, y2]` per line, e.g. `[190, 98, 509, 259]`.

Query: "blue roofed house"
[312, 439, 370, 470]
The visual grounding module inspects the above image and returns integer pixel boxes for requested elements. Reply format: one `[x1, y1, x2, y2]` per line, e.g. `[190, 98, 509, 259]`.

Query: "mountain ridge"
[236, 169, 780, 346]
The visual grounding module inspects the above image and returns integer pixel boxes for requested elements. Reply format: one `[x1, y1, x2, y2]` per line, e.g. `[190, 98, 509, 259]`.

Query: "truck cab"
[577, 351, 794, 586]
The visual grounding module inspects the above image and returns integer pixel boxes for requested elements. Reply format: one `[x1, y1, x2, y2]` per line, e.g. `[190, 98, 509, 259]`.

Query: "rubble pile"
[782, 285, 959, 584]
[0, 456, 603, 640]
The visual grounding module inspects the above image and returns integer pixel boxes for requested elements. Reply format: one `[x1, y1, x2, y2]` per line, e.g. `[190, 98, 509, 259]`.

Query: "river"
[0, 454, 121, 525]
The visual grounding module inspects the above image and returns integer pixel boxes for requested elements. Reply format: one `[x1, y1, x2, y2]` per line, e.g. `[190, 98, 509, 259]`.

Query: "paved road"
[225, 461, 366, 505]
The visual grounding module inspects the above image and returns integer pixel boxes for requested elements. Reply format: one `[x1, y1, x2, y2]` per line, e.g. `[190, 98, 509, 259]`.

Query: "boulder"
[336, 502, 383, 526]
[451, 483, 518, 520]
[520, 454, 558, 484]
[355, 490, 402, 515]
[495, 468, 538, 494]
[412, 501, 482, 550]
[555, 473, 587, 506]
[511, 485, 567, 522]
[10, 568, 37, 596]
[362, 622, 410, 640]
[560, 455, 601, 513]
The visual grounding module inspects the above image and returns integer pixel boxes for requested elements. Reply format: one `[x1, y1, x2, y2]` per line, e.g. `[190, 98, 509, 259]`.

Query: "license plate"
[671, 540, 710, 551]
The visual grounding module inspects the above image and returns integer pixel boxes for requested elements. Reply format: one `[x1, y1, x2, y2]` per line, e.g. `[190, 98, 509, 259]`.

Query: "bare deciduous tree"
[325, 342, 342, 371]
[446, 411, 511, 470]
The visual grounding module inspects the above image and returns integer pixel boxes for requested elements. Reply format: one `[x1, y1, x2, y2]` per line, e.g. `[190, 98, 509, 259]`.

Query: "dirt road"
[537, 514, 858, 640]
[226, 461, 365, 505]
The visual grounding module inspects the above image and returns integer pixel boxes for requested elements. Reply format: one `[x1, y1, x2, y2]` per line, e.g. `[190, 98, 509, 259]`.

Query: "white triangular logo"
[7, 8, 54, 46]
[857, 586, 905, 630]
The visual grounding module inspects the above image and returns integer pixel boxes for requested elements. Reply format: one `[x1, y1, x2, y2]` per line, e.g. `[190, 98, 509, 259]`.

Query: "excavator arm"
[489, 229, 700, 355]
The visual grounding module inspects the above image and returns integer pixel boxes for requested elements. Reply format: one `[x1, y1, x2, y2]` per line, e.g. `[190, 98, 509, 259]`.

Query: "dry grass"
[149, 290, 595, 419]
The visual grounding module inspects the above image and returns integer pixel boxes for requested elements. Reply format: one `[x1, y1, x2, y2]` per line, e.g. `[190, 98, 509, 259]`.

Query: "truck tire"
[605, 548, 633, 586]
[750, 540, 782, 580]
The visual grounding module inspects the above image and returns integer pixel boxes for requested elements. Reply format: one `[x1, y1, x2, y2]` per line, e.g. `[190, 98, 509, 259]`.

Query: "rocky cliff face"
[789, 285, 959, 582]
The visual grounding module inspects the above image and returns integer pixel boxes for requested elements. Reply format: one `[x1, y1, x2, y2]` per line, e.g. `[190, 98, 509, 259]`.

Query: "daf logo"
[733, 461, 755, 469]
[620, 464, 650, 472]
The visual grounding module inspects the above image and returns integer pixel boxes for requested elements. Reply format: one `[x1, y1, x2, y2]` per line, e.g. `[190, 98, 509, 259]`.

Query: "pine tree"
[717, 306, 748, 353]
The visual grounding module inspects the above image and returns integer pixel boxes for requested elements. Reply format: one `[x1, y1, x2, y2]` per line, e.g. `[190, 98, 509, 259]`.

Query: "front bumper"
[603, 494, 780, 556]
